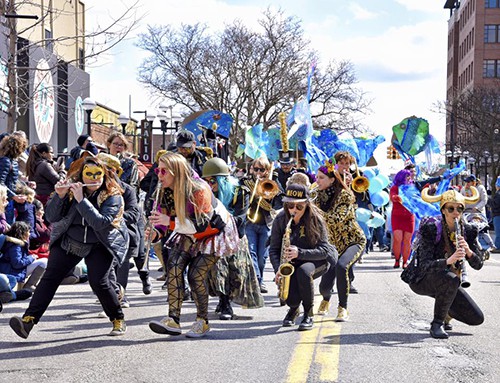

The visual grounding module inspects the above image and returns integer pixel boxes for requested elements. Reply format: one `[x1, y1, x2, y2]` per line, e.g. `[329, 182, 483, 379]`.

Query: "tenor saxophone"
[278, 216, 295, 301]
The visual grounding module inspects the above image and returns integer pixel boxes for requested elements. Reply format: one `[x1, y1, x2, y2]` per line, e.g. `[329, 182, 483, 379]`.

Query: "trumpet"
[309, 183, 318, 201]
[350, 159, 369, 193]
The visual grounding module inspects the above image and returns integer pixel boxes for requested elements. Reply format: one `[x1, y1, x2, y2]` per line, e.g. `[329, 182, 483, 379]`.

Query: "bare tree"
[0, 0, 140, 133]
[136, 8, 371, 150]
[437, 84, 500, 190]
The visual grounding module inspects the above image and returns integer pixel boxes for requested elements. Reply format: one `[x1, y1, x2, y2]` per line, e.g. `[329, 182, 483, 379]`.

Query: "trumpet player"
[406, 188, 484, 339]
[269, 184, 334, 331]
[314, 158, 366, 322]
[243, 157, 283, 293]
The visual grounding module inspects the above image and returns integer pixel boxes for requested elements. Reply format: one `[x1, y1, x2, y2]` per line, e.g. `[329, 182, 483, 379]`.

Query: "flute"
[57, 183, 97, 188]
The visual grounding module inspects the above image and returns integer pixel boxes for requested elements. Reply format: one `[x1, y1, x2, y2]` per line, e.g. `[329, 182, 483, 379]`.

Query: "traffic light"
[387, 145, 400, 160]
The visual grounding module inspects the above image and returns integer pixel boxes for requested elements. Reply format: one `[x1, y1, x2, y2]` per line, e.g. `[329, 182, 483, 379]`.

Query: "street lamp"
[468, 156, 475, 175]
[118, 113, 129, 135]
[483, 151, 490, 185]
[157, 110, 168, 149]
[82, 97, 96, 135]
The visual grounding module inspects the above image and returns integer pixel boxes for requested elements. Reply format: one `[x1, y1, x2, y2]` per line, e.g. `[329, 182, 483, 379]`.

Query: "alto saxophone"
[278, 216, 295, 301]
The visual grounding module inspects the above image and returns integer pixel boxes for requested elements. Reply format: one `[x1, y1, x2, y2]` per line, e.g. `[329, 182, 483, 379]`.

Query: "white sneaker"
[335, 306, 349, 322]
[149, 317, 182, 335]
[185, 318, 210, 338]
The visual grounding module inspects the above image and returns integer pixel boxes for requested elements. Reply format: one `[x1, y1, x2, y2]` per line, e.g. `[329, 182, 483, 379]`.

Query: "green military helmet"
[202, 158, 230, 177]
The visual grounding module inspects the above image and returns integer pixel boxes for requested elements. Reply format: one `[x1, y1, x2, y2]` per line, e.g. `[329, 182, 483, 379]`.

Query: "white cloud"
[348, 3, 379, 20]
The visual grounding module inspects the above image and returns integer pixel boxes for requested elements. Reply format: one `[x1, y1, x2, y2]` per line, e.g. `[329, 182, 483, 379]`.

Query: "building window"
[483, 60, 497, 77]
[484, 25, 498, 42]
[485, 0, 499, 8]
[45, 29, 53, 53]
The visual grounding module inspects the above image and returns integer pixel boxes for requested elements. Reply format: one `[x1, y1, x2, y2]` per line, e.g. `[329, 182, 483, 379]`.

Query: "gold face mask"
[82, 164, 105, 181]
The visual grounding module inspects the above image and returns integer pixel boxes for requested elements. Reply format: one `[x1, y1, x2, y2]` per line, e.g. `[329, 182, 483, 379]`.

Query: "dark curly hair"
[0, 133, 28, 159]
[5, 221, 31, 241]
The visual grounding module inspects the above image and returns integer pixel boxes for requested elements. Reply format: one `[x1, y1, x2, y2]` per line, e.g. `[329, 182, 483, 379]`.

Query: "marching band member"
[403, 187, 484, 339]
[9, 155, 130, 338]
[314, 158, 365, 321]
[202, 158, 263, 320]
[243, 157, 283, 293]
[269, 183, 334, 330]
[148, 152, 239, 338]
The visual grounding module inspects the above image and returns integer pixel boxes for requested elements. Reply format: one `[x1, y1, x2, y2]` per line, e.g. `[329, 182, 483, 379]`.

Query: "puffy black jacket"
[0, 156, 19, 198]
[45, 190, 129, 265]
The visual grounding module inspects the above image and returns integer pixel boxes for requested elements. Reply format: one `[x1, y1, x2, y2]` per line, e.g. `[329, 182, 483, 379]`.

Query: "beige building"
[16, 0, 85, 67]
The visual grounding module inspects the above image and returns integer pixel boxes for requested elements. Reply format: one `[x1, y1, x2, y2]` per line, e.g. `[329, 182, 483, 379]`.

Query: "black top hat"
[282, 183, 310, 203]
[278, 150, 294, 164]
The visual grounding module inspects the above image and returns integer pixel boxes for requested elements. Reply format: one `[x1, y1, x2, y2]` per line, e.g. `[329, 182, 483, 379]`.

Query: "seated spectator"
[13, 183, 37, 242]
[0, 221, 47, 292]
[0, 184, 10, 234]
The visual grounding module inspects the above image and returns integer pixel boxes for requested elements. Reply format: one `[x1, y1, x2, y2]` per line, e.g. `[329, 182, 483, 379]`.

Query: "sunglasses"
[285, 202, 306, 211]
[445, 206, 464, 213]
[204, 178, 218, 186]
[154, 168, 169, 176]
[112, 142, 125, 148]
[253, 167, 266, 173]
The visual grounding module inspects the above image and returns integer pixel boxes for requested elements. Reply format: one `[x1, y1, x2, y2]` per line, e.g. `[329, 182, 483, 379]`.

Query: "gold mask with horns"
[421, 186, 480, 209]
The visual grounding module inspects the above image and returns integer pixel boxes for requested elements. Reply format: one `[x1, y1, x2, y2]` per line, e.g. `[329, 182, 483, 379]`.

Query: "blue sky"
[86, 0, 450, 168]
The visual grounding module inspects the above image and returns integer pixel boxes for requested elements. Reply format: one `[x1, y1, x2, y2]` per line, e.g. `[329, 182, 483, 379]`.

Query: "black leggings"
[25, 243, 123, 323]
[287, 261, 328, 314]
[319, 244, 363, 308]
[410, 271, 484, 325]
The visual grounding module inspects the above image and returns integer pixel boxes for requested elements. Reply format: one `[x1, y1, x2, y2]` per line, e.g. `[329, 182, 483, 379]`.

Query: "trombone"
[247, 166, 280, 223]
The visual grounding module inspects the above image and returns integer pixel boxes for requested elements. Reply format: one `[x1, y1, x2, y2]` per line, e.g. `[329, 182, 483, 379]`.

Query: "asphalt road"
[0, 249, 499, 383]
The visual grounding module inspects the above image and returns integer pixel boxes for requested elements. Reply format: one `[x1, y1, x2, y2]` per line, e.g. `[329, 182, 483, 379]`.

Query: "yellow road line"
[285, 299, 341, 383]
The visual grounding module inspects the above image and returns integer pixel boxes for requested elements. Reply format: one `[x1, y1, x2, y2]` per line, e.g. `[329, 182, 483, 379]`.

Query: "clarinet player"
[269, 183, 335, 331]
[405, 188, 484, 339]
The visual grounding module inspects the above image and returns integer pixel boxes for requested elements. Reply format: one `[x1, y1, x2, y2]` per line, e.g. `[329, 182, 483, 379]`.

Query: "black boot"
[10, 316, 35, 339]
[282, 307, 299, 327]
[298, 311, 314, 331]
[430, 320, 449, 339]
[138, 270, 153, 295]
[219, 295, 234, 320]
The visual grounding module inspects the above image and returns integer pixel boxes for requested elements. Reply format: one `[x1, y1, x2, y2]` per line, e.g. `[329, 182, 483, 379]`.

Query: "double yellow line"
[285, 307, 342, 383]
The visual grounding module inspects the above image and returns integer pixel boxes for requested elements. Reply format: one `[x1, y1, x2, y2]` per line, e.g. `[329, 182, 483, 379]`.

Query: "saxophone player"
[269, 184, 335, 331]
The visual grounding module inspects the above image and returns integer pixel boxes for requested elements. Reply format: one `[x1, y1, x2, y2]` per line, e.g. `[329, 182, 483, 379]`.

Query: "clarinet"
[454, 218, 470, 288]
[141, 182, 163, 272]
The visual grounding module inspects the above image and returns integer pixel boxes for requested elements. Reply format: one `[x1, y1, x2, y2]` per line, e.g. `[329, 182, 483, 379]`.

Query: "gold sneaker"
[335, 306, 349, 322]
[186, 318, 210, 338]
[317, 300, 330, 315]
[109, 319, 127, 336]
[149, 317, 182, 335]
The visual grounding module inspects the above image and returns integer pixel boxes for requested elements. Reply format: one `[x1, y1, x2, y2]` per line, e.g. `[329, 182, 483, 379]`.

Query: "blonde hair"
[286, 172, 311, 188]
[0, 185, 7, 214]
[158, 152, 207, 225]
